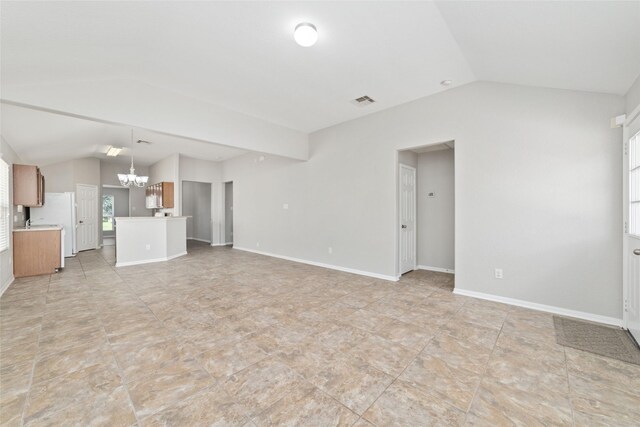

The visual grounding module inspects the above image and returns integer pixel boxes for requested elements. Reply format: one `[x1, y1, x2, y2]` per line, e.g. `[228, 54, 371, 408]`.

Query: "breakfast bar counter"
[114, 216, 187, 267]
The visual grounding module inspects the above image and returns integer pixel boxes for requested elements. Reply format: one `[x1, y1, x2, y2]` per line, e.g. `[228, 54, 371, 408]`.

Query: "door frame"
[181, 180, 213, 244]
[396, 141, 457, 279]
[623, 104, 640, 332]
[76, 183, 99, 251]
[398, 163, 417, 276]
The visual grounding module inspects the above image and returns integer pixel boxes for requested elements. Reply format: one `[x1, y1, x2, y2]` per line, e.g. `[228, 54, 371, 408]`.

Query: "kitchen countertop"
[13, 225, 63, 232]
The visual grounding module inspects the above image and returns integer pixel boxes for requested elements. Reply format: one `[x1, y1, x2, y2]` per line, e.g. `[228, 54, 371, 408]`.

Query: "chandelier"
[117, 130, 149, 187]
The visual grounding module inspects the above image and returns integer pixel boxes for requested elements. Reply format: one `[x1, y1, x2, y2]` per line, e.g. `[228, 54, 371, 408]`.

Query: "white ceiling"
[0, 104, 246, 166]
[1, 1, 638, 166]
[436, 1, 640, 95]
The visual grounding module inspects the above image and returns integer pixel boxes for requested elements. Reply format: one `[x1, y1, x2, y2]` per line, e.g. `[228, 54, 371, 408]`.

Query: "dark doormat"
[553, 316, 640, 365]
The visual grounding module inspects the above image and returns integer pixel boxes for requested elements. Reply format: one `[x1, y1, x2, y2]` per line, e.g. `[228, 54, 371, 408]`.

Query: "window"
[631, 131, 640, 237]
[0, 159, 9, 252]
[102, 194, 114, 232]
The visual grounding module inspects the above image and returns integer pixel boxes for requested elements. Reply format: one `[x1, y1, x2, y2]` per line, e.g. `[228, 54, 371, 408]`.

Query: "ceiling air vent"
[350, 95, 375, 107]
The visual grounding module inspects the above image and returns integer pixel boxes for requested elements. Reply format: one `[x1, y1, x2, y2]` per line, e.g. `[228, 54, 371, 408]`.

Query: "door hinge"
[625, 222, 629, 233]
[624, 298, 628, 312]
[625, 141, 629, 156]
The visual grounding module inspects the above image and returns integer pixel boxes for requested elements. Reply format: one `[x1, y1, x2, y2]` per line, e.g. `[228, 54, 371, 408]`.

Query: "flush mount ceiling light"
[440, 80, 453, 86]
[106, 146, 122, 157]
[294, 22, 318, 47]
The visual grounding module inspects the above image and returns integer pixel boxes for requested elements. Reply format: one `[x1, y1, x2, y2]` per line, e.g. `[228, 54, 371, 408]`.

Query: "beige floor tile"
[197, 338, 269, 379]
[113, 339, 195, 384]
[399, 353, 481, 411]
[570, 374, 640, 425]
[32, 338, 117, 385]
[438, 319, 500, 349]
[343, 309, 396, 333]
[374, 319, 435, 350]
[565, 347, 640, 391]
[126, 359, 212, 418]
[0, 392, 26, 427]
[253, 386, 358, 427]
[223, 357, 311, 417]
[142, 385, 250, 427]
[24, 364, 125, 425]
[350, 334, 418, 377]
[422, 333, 492, 375]
[363, 379, 466, 426]
[0, 360, 33, 399]
[466, 379, 573, 426]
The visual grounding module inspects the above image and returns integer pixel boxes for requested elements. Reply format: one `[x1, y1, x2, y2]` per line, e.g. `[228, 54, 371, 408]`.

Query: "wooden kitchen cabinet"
[13, 230, 61, 278]
[13, 164, 45, 206]
[145, 181, 174, 209]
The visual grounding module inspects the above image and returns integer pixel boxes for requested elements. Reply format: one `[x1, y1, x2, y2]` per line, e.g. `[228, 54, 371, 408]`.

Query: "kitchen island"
[114, 216, 187, 267]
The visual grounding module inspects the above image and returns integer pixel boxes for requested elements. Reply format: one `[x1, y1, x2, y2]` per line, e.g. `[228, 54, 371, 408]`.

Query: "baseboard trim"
[115, 251, 187, 268]
[234, 247, 398, 282]
[417, 265, 455, 274]
[453, 288, 623, 327]
[187, 238, 212, 243]
[0, 275, 15, 297]
[210, 242, 232, 247]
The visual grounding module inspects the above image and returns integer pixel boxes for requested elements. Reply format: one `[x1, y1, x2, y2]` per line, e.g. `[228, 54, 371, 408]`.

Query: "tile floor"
[1, 241, 639, 426]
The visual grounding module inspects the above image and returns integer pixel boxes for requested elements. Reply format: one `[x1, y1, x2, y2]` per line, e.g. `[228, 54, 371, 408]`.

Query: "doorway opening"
[397, 141, 455, 280]
[102, 185, 130, 246]
[182, 180, 212, 244]
[224, 181, 233, 245]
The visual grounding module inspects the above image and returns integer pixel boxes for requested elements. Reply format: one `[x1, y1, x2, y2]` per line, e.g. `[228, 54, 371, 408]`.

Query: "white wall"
[178, 155, 225, 244]
[223, 81, 625, 320]
[102, 186, 129, 239]
[397, 150, 418, 168]
[626, 74, 640, 113]
[182, 181, 212, 242]
[149, 154, 180, 216]
[0, 137, 24, 293]
[416, 149, 454, 271]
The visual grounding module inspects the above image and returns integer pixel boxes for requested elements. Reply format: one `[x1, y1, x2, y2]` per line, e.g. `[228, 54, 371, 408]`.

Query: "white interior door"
[76, 184, 98, 251]
[624, 109, 640, 343]
[399, 164, 417, 275]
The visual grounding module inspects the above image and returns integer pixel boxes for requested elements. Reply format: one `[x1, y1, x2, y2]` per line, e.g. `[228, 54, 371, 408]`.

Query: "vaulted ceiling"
[1, 1, 638, 165]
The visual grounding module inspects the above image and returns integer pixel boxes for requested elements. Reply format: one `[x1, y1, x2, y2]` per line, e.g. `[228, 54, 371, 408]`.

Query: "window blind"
[0, 159, 9, 252]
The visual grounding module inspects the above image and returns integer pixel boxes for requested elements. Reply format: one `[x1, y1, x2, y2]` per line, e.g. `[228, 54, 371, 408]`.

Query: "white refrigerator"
[30, 192, 77, 257]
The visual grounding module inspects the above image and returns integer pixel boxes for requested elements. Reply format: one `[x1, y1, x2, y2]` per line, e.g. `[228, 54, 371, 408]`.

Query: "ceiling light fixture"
[117, 130, 149, 188]
[294, 22, 318, 47]
[440, 80, 453, 86]
[106, 146, 122, 157]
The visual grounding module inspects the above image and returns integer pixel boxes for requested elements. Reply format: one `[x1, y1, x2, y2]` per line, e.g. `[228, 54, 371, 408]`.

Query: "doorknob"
[401, 225, 407, 229]
[634, 249, 640, 256]
[79, 221, 84, 224]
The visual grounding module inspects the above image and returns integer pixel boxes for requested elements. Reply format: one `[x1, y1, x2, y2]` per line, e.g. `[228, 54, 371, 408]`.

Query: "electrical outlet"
[256, 242, 260, 248]
[328, 247, 333, 254]
[494, 268, 503, 279]
[145, 244, 151, 251]
[283, 203, 289, 210]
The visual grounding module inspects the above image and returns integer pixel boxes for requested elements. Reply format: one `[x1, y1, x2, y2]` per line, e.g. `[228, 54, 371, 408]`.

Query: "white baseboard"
[234, 246, 398, 282]
[0, 275, 15, 297]
[187, 238, 211, 243]
[115, 251, 187, 268]
[453, 288, 623, 327]
[417, 265, 455, 274]
[210, 242, 232, 247]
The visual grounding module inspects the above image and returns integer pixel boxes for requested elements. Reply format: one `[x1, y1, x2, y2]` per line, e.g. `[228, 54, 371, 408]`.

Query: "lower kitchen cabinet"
[13, 230, 61, 278]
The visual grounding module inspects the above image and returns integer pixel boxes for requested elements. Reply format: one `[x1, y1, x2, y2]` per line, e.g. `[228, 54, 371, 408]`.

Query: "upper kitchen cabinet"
[145, 181, 174, 209]
[13, 164, 45, 207]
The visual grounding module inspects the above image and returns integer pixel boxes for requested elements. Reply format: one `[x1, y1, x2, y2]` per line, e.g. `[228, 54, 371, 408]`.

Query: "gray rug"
[553, 316, 640, 365]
